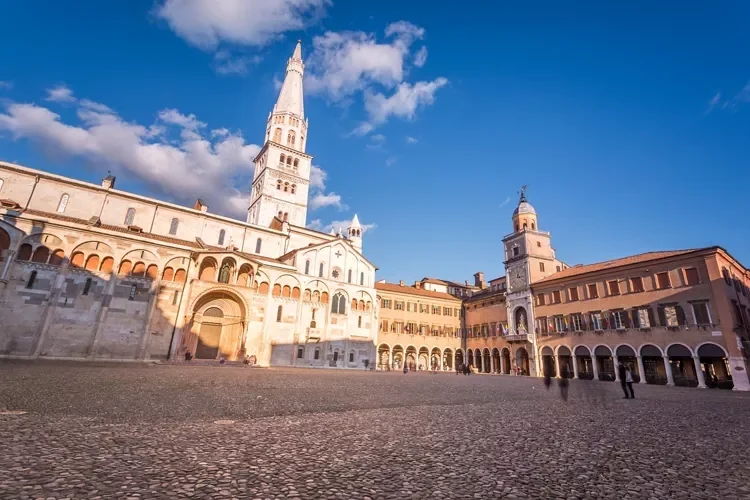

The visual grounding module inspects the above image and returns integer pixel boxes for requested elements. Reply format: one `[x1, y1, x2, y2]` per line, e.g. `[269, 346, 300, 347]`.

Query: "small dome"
[513, 201, 536, 216]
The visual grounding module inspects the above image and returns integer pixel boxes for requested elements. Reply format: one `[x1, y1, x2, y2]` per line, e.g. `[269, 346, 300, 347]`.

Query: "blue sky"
[1, 1, 749, 283]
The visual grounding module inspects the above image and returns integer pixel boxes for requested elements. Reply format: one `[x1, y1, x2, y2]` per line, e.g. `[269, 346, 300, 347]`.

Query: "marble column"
[663, 356, 675, 386]
[592, 356, 600, 381]
[613, 357, 621, 382]
[693, 356, 707, 389]
[636, 356, 647, 384]
[553, 355, 561, 379]
[572, 356, 579, 379]
[490, 353, 496, 374]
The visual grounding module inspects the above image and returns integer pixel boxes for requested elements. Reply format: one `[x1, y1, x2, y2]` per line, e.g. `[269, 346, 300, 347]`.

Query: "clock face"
[509, 266, 527, 290]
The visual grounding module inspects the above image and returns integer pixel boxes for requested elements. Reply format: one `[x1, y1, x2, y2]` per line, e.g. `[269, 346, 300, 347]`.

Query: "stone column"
[663, 356, 675, 386]
[693, 356, 707, 389]
[592, 356, 599, 381]
[32, 260, 70, 358]
[388, 349, 392, 370]
[553, 354, 561, 378]
[87, 274, 119, 358]
[490, 353, 496, 373]
[0, 250, 16, 281]
[572, 356, 579, 379]
[637, 356, 647, 384]
[729, 357, 750, 391]
[168, 280, 193, 360]
[479, 353, 484, 373]
[136, 281, 160, 360]
[499, 353, 505, 374]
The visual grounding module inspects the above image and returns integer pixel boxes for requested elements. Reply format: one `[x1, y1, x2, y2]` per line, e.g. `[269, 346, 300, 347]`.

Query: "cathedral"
[0, 42, 378, 368]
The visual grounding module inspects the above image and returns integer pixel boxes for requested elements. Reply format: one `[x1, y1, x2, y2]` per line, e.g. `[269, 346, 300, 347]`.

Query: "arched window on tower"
[304, 260, 310, 275]
[273, 128, 282, 142]
[331, 293, 346, 315]
[276, 305, 283, 322]
[218, 229, 226, 246]
[169, 218, 179, 235]
[523, 223, 527, 230]
[360, 272, 364, 286]
[319, 262, 324, 277]
[293, 159, 299, 168]
[277, 180, 282, 190]
[255, 238, 262, 254]
[348, 269, 352, 283]
[286, 156, 292, 166]
[287, 130, 296, 147]
[284, 182, 289, 192]
[531, 222, 536, 230]
[283, 212, 288, 222]
[124, 208, 136, 226]
[291, 184, 296, 194]
[280, 153, 285, 164]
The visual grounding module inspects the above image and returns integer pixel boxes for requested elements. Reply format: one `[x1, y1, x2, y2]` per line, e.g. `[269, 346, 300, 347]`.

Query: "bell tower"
[247, 41, 313, 227]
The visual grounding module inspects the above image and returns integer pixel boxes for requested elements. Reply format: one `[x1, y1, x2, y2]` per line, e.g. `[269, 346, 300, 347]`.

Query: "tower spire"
[274, 40, 305, 119]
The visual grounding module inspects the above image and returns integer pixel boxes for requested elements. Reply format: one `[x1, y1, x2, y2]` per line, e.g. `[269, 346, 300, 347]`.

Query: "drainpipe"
[24, 175, 40, 210]
[149, 204, 159, 233]
[166, 255, 193, 360]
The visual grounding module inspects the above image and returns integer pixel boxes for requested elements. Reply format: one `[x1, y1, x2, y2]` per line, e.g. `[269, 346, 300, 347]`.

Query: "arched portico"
[696, 342, 732, 389]
[491, 348, 501, 374]
[378, 343, 391, 370]
[501, 347, 511, 374]
[515, 347, 529, 375]
[574, 345, 593, 379]
[541, 346, 555, 378]
[443, 348, 454, 371]
[640, 344, 666, 385]
[430, 347, 442, 370]
[557, 345, 573, 378]
[667, 343, 697, 387]
[392, 344, 404, 369]
[594, 345, 615, 381]
[482, 348, 491, 374]
[185, 288, 248, 361]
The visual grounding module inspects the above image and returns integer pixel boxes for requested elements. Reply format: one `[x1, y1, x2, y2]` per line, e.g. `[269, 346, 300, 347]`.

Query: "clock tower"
[503, 187, 564, 376]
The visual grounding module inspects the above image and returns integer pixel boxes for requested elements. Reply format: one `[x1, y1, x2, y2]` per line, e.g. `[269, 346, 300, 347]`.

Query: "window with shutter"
[552, 291, 561, 303]
[588, 283, 599, 298]
[590, 313, 602, 330]
[571, 314, 582, 331]
[631, 277, 644, 293]
[569, 287, 579, 301]
[608, 281, 620, 296]
[675, 305, 687, 325]
[691, 302, 710, 325]
[656, 272, 671, 289]
[684, 268, 700, 286]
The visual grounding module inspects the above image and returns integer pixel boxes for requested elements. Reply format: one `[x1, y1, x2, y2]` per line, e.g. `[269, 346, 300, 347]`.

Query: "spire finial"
[519, 185, 528, 203]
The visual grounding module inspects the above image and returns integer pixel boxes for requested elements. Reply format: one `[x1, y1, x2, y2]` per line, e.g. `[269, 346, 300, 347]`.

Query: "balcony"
[277, 163, 299, 175]
[306, 328, 322, 340]
[504, 333, 528, 342]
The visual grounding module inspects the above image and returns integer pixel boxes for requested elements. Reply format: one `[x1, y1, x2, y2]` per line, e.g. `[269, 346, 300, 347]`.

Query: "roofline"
[0, 160, 285, 237]
[374, 284, 462, 302]
[533, 246, 731, 287]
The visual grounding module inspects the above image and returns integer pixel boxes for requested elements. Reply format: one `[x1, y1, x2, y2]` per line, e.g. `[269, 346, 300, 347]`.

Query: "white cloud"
[350, 122, 374, 136]
[45, 85, 76, 103]
[307, 218, 376, 234]
[364, 77, 448, 125]
[413, 46, 428, 68]
[0, 81, 12, 90]
[211, 127, 229, 138]
[0, 92, 260, 218]
[371, 134, 386, 143]
[154, 0, 330, 50]
[385, 156, 397, 167]
[306, 21, 425, 100]
[406, 136, 418, 144]
[499, 196, 511, 208]
[309, 191, 343, 210]
[213, 50, 262, 75]
[310, 164, 327, 190]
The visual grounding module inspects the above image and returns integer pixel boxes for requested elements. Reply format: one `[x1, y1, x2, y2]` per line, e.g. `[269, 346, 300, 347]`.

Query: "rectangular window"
[658, 305, 686, 327]
[587, 283, 599, 299]
[692, 301, 711, 325]
[685, 268, 700, 286]
[380, 320, 388, 332]
[420, 304, 429, 313]
[454, 308, 460, 317]
[539, 262, 545, 272]
[608, 280, 620, 296]
[538, 316, 548, 333]
[172, 290, 179, 305]
[408, 322, 417, 334]
[297, 346, 305, 359]
[590, 312, 602, 330]
[513, 247, 519, 257]
[656, 272, 671, 289]
[554, 316, 564, 332]
[314, 349, 320, 360]
[571, 314, 582, 331]
[395, 301, 404, 311]
[568, 287, 579, 301]
[82, 278, 93, 296]
[129, 284, 137, 301]
[349, 352, 354, 363]
[536, 293, 546, 306]
[612, 311, 625, 329]
[432, 305, 440, 315]
[552, 291, 561, 304]
[443, 307, 452, 316]
[631, 276, 644, 293]
[381, 299, 392, 309]
[637, 309, 650, 328]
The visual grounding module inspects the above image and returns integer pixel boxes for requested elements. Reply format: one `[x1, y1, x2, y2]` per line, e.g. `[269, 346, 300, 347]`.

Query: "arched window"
[531, 222, 536, 230]
[287, 130, 296, 147]
[162, 267, 174, 281]
[85, 254, 100, 271]
[272, 284, 281, 297]
[17, 243, 32, 261]
[300, 135, 305, 147]
[358, 316, 362, 328]
[293, 159, 299, 168]
[174, 268, 186, 283]
[218, 229, 226, 246]
[283, 212, 288, 222]
[291, 184, 296, 194]
[255, 238, 262, 254]
[284, 182, 289, 192]
[286, 156, 292, 166]
[26, 270, 37, 289]
[360, 272, 364, 286]
[276, 305, 283, 322]
[331, 293, 346, 315]
[523, 223, 527, 230]
[70, 251, 85, 268]
[304, 260, 310, 275]
[722, 267, 731, 285]
[319, 262, 324, 277]
[273, 128, 282, 142]
[100, 257, 114, 273]
[348, 269, 352, 283]
[514, 223, 519, 232]
[218, 262, 232, 283]
[82, 278, 93, 296]
[49, 249, 65, 266]
[169, 218, 179, 235]
[277, 180, 282, 190]
[314, 347, 320, 360]
[280, 153, 285, 164]
[57, 193, 69, 213]
[124, 208, 136, 226]
[31, 246, 50, 263]
[278, 211, 283, 220]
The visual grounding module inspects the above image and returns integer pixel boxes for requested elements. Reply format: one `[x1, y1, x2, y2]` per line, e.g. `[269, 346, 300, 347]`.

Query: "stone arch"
[49, 249, 65, 266]
[392, 344, 404, 369]
[593, 344, 613, 357]
[187, 287, 249, 360]
[237, 263, 253, 287]
[666, 343, 694, 357]
[554, 345, 572, 356]
[513, 306, 529, 332]
[430, 347, 442, 370]
[541, 346, 554, 356]
[614, 343, 637, 357]
[639, 344, 664, 357]
[501, 347, 511, 374]
[164, 257, 190, 282]
[515, 347, 530, 375]
[218, 257, 236, 284]
[696, 342, 728, 358]
[31, 245, 50, 263]
[84, 254, 100, 271]
[199, 257, 218, 282]
[100, 257, 114, 273]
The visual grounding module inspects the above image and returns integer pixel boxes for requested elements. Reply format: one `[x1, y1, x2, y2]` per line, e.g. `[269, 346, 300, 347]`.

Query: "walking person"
[624, 365, 635, 399]
[618, 363, 634, 399]
[559, 363, 570, 401]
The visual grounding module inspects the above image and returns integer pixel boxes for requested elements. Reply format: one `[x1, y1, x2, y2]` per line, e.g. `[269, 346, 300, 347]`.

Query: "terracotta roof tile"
[535, 249, 705, 284]
[375, 282, 460, 301]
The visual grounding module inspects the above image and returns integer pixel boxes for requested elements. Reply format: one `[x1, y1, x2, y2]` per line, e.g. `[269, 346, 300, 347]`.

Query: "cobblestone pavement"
[2, 361, 750, 499]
